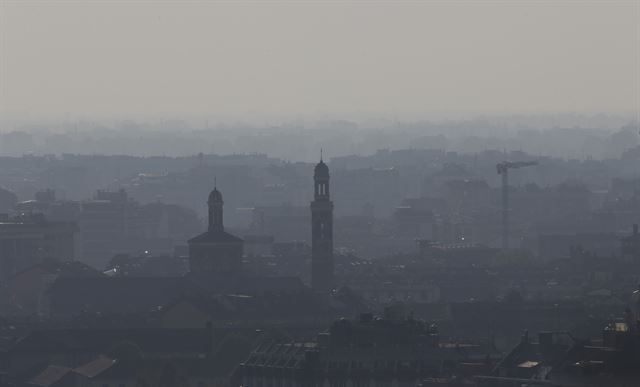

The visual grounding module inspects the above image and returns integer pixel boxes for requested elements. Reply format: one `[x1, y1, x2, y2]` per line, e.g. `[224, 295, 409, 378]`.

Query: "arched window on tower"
[316, 182, 328, 196]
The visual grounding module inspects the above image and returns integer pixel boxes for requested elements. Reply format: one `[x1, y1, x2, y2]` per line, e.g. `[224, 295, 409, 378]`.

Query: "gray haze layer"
[1, 1, 639, 121]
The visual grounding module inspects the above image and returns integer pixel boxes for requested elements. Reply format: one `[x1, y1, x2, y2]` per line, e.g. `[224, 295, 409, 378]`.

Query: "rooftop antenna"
[214, 176, 217, 189]
[320, 148, 323, 162]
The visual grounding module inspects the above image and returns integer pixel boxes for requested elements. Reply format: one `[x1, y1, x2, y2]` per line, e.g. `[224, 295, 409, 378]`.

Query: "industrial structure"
[496, 160, 538, 249]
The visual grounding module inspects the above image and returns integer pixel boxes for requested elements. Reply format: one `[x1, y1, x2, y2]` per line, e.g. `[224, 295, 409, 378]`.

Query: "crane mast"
[496, 161, 538, 250]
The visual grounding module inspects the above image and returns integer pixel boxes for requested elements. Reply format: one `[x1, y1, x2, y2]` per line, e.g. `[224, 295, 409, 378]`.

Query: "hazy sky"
[1, 1, 639, 121]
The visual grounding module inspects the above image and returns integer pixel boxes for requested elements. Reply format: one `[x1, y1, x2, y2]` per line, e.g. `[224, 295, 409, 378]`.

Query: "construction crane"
[496, 160, 538, 250]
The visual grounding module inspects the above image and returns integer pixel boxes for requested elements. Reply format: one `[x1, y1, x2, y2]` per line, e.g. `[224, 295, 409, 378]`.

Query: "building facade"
[0, 213, 77, 281]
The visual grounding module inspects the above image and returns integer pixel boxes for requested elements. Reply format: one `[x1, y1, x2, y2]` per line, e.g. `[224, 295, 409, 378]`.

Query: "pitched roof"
[27, 365, 72, 387]
[188, 230, 243, 244]
[74, 356, 117, 378]
[494, 336, 573, 379]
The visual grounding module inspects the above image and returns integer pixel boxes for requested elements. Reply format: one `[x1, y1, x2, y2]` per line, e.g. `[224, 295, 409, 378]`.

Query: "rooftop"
[188, 230, 243, 244]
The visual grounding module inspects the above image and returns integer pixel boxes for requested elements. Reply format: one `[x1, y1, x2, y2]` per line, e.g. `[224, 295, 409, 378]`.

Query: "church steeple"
[208, 183, 224, 232]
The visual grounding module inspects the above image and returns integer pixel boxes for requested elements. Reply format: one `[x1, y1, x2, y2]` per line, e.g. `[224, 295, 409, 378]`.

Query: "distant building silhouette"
[0, 186, 18, 213]
[188, 185, 243, 275]
[622, 223, 640, 261]
[0, 213, 77, 281]
[311, 158, 333, 293]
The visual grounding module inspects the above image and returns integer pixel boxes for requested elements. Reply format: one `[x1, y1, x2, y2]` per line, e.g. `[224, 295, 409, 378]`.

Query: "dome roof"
[314, 160, 329, 178]
[208, 187, 223, 203]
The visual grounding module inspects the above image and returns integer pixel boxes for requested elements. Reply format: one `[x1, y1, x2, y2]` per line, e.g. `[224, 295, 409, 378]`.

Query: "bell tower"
[310, 155, 334, 293]
[208, 185, 224, 232]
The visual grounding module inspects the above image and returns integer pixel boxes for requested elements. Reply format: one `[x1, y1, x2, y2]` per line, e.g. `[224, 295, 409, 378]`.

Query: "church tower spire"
[311, 156, 334, 293]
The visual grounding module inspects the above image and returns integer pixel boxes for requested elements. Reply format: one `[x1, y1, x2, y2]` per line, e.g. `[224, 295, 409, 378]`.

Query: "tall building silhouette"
[188, 185, 243, 275]
[310, 157, 334, 292]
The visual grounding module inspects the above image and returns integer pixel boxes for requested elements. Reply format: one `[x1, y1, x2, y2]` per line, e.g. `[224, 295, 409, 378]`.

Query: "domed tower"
[208, 187, 224, 232]
[188, 183, 243, 276]
[310, 156, 334, 293]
